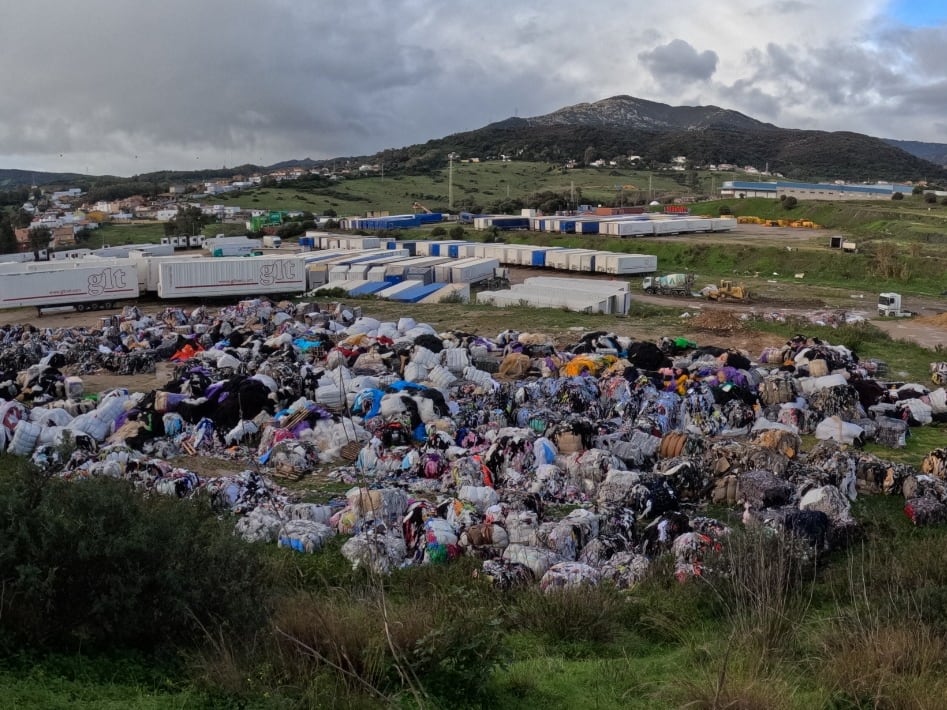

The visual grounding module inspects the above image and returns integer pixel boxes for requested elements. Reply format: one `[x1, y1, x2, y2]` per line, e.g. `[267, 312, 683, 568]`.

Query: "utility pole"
[448, 152, 458, 210]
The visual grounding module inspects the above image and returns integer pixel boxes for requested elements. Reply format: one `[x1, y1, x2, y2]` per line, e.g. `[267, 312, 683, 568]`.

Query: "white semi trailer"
[0, 260, 140, 313]
[157, 256, 307, 299]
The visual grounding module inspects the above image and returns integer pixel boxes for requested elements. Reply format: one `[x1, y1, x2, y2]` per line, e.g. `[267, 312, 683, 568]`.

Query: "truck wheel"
[76, 303, 86, 312]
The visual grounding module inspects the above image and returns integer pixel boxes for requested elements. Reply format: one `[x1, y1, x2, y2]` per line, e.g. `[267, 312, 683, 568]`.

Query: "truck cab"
[878, 292, 910, 317]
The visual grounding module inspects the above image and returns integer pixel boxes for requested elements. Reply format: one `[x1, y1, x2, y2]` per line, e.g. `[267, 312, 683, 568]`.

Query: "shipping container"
[450, 257, 500, 284]
[420, 282, 470, 304]
[157, 256, 306, 299]
[262, 235, 282, 248]
[390, 282, 447, 303]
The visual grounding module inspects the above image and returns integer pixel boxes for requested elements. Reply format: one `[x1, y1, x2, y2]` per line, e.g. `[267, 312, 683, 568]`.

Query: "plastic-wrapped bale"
[235, 508, 283, 543]
[596, 470, 642, 507]
[814, 417, 865, 446]
[874, 418, 908, 448]
[67, 412, 111, 442]
[423, 518, 460, 564]
[808, 385, 861, 421]
[758, 371, 799, 405]
[703, 441, 791, 479]
[267, 441, 314, 476]
[856, 455, 911, 495]
[902, 474, 947, 503]
[896, 399, 932, 426]
[751, 428, 802, 459]
[341, 526, 408, 574]
[502, 544, 563, 579]
[225, 420, 259, 446]
[536, 509, 600, 561]
[442, 347, 470, 375]
[672, 532, 718, 581]
[282, 503, 334, 525]
[737, 469, 794, 509]
[528, 463, 568, 499]
[539, 562, 601, 593]
[712, 474, 739, 505]
[458, 485, 499, 512]
[776, 404, 819, 435]
[921, 448, 947, 481]
[462, 366, 497, 390]
[653, 458, 708, 501]
[478, 558, 534, 589]
[606, 429, 662, 467]
[561, 449, 623, 494]
[505, 510, 539, 546]
[600, 552, 651, 589]
[345, 487, 409, 526]
[8, 420, 42, 456]
[905, 496, 947, 526]
[459, 522, 510, 557]
[799, 486, 854, 525]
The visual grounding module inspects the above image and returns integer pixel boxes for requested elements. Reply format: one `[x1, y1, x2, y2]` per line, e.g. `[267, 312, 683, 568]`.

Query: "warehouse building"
[720, 180, 914, 201]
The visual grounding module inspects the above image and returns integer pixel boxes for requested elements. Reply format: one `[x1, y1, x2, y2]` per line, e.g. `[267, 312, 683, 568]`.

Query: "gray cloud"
[0, 0, 945, 175]
[638, 40, 719, 82]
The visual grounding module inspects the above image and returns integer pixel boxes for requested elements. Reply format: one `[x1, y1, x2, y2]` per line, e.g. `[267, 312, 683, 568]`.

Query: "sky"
[2, 0, 947, 176]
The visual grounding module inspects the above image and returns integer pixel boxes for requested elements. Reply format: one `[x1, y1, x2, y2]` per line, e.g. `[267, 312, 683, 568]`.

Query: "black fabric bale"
[626, 341, 671, 372]
[413, 333, 444, 353]
[737, 469, 794, 509]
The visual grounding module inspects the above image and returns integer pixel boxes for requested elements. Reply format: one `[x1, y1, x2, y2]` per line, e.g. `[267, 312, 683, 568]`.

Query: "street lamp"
[448, 152, 459, 210]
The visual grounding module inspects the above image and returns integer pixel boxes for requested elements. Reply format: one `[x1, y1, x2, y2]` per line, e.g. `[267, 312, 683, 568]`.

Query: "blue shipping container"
[391, 282, 447, 303]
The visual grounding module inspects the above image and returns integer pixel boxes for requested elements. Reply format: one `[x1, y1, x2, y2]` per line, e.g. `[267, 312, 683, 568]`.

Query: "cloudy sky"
[3, 0, 946, 176]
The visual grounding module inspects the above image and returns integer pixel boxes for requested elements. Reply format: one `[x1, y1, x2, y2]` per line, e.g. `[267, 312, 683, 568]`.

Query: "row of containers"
[470, 214, 736, 236]
[301, 235, 655, 314]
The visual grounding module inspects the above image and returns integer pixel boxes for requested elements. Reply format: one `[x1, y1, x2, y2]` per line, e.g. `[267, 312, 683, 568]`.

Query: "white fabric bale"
[529, 463, 567, 498]
[462, 366, 496, 390]
[225, 420, 259, 445]
[217, 353, 242, 370]
[282, 503, 333, 525]
[64, 376, 84, 399]
[8, 420, 42, 456]
[314, 385, 346, 410]
[403, 362, 429, 383]
[900, 399, 932, 425]
[539, 562, 601, 593]
[799, 485, 854, 524]
[814, 416, 864, 445]
[251, 374, 278, 393]
[345, 487, 408, 525]
[502, 544, 562, 579]
[347, 317, 381, 335]
[396, 317, 417, 333]
[377, 322, 400, 340]
[426, 365, 457, 389]
[929, 388, 947, 415]
[458, 485, 500, 512]
[442, 348, 470, 374]
[404, 324, 437, 339]
[505, 510, 539, 546]
[277, 520, 335, 553]
[341, 528, 407, 574]
[235, 509, 283, 544]
[68, 412, 110, 441]
[411, 346, 440, 367]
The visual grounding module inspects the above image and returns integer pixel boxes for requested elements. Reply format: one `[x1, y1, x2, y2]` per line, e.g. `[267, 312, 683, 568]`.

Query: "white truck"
[642, 273, 695, 296]
[0, 260, 140, 313]
[878, 292, 913, 317]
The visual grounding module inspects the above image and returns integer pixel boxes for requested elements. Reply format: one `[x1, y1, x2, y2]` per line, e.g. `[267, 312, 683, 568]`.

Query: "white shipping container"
[328, 265, 351, 282]
[0, 261, 140, 310]
[158, 256, 306, 299]
[593, 253, 658, 275]
[451, 257, 500, 284]
[566, 250, 598, 271]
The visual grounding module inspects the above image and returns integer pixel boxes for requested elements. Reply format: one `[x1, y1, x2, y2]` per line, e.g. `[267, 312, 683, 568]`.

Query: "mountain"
[884, 139, 947, 168]
[381, 95, 947, 183]
[490, 95, 778, 133]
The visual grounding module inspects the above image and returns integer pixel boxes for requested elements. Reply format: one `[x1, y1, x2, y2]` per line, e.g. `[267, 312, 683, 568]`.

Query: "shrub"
[782, 196, 798, 210]
[448, 225, 465, 240]
[0, 461, 270, 651]
[430, 226, 446, 237]
[718, 205, 732, 215]
[892, 192, 904, 200]
[925, 192, 938, 204]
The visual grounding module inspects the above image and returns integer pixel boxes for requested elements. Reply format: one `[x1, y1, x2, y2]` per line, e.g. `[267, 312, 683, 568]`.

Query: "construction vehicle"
[411, 201, 433, 214]
[641, 272, 695, 296]
[706, 279, 749, 302]
[878, 292, 913, 317]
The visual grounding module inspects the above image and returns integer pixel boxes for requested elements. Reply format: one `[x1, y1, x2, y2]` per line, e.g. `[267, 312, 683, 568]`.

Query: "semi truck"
[878, 292, 913, 317]
[641, 272, 695, 296]
[157, 255, 306, 299]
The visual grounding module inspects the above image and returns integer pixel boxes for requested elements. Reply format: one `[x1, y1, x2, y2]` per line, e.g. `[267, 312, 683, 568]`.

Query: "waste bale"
[737, 469, 794, 509]
[458, 523, 510, 557]
[799, 485, 854, 525]
[341, 526, 408, 574]
[282, 503, 334, 525]
[478, 558, 534, 589]
[502, 544, 562, 579]
[905, 496, 947, 526]
[600, 552, 651, 589]
[235, 508, 283, 543]
[539, 562, 601, 592]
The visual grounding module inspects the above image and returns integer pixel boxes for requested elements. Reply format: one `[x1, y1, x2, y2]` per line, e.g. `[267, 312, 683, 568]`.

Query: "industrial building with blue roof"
[720, 180, 914, 200]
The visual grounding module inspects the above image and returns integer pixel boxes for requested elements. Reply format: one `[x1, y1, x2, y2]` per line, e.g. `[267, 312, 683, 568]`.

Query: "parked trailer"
[157, 256, 306, 299]
[0, 260, 140, 313]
